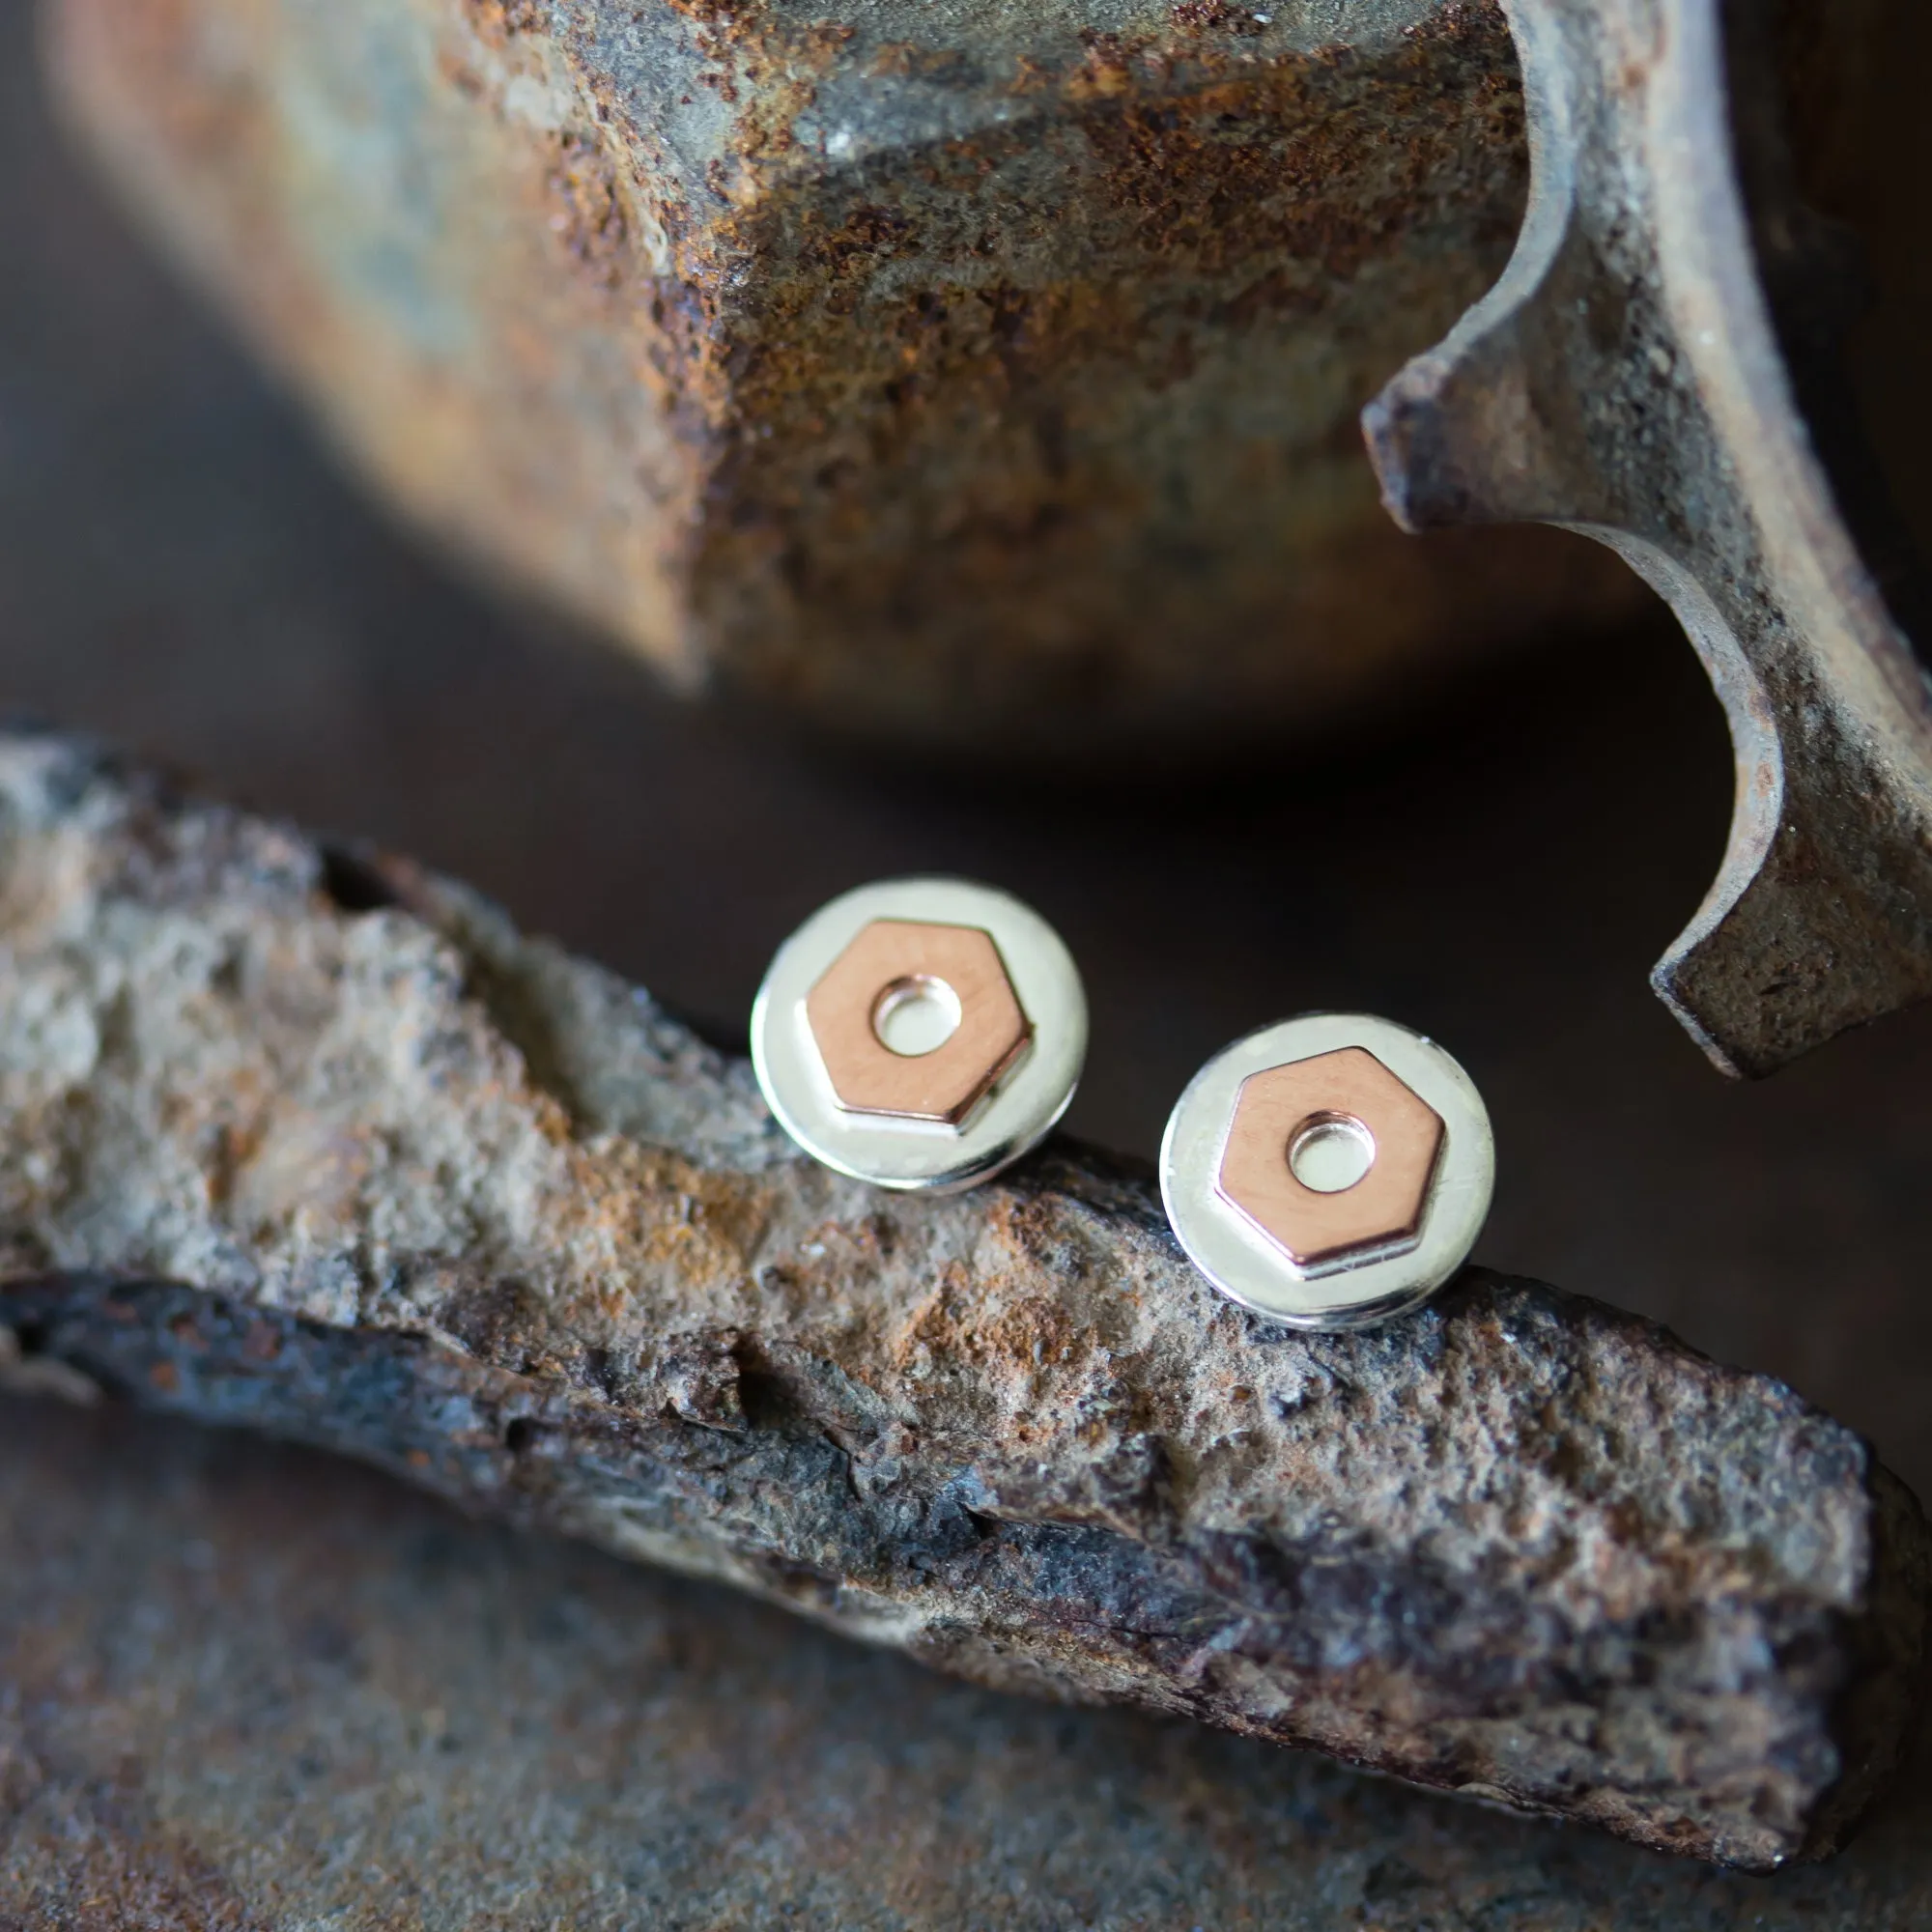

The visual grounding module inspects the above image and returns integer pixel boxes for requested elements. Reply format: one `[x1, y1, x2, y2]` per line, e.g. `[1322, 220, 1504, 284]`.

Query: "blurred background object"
[42, 0, 1649, 753]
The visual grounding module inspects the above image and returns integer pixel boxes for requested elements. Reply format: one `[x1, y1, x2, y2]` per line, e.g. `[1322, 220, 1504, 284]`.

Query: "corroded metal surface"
[40, 0, 1932, 1071]
[43, 0, 1640, 752]
[0, 734, 1920, 1870]
[1365, 0, 1932, 1077]
[6, 1395, 1932, 1931]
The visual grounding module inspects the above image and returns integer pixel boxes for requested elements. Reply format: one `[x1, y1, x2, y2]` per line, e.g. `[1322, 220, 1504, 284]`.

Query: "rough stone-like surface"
[43, 0, 1640, 752]
[0, 733, 1920, 1872]
[6, 1396, 1932, 1932]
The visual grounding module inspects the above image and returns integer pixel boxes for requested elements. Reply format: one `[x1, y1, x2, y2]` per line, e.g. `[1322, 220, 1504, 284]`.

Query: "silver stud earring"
[752, 877, 1087, 1193]
[1160, 1013, 1493, 1331]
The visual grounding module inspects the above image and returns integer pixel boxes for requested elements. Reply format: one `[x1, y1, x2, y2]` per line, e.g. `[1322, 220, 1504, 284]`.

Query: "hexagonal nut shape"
[805, 920, 1032, 1125]
[1216, 1048, 1444, 1268]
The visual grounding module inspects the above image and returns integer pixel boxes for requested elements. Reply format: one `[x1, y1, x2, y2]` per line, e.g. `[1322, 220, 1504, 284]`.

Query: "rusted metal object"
[1365, 0, 1932, 1078]
[6, 1400, 1929, 1929]
[43, 0, 1641, 753]
[1218, 1046, 1443, 1265]
[43, 0, 1930, 1066]
[0, 734, 1921, 1870]
[806, 919, 1030, 1123]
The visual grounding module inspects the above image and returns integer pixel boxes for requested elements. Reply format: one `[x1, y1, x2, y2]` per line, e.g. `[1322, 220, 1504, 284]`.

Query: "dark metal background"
[2, 1, 1929, 1918]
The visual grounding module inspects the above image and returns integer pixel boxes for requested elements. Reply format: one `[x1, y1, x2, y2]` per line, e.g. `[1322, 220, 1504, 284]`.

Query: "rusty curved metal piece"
[1364, 0, 1932, 1079]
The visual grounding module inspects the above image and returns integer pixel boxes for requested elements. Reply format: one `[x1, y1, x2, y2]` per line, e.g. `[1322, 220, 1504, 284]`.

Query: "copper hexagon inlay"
[805, 919, 1032, 1124]
[1216, 1047, 1444, 1267]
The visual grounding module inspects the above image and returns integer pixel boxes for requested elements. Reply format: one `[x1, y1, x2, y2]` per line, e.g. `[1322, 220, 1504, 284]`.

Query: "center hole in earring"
[872, 976, 963, 1058]
[1288, 1112, 1377, 1193]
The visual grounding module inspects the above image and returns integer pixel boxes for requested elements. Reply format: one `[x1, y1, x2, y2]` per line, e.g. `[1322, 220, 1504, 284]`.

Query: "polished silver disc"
[1160, 1012, 1493, 1330]
[752, 877, 1087, 1193]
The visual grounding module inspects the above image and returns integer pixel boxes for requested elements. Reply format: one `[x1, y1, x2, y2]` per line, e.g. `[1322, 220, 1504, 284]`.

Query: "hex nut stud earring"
[752, 878, 1087, 1193]
[1160, 1013, 1493, 1330]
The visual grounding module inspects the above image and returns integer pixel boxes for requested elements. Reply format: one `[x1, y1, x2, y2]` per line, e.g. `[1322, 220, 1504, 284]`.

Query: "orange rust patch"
[870, 43, 976, 83]
[544, 132, 632, 292]
[895, 1270, 1080, 1371]
[461, 0, 542, 48]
